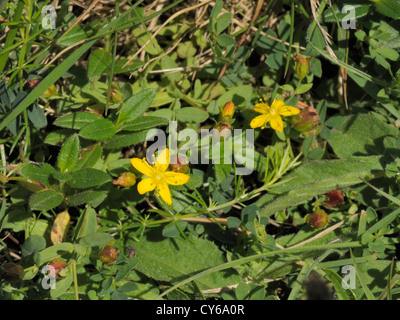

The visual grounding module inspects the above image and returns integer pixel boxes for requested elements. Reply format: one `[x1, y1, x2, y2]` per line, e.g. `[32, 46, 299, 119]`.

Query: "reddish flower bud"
[221, 101, 235, 121]
[169, 155, 190, 174]
[291, 107, 320, 133]
[306, 209, 330, 228]
[110, 87, 123, 103]
[112, 172, 137, 188]
[2, 263, 25, 282]
[214, 122, 232, 141]
[29, 79, 41, 89]
[324, 190, 344, 207]
[99, 246, 119, 264]
[49, 258, 67, 279]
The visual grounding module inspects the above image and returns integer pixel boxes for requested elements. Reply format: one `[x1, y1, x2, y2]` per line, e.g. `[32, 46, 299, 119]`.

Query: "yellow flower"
[250, 98, 300, 132]
[130, 148, 190, 206]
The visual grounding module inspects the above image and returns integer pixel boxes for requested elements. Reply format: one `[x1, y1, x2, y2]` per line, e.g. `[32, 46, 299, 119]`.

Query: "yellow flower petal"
[250, 114, 270, 129]
[278, 106, 300, 116]
[131, 158, 154, 177]
[163, 171, 190, 185]
[270, 115, 284, 132]
[270, 99, 286, 111]
[157, 182, 172, 205]
[253, 103, 269, 114]
[155, 148, 169, 172]
[137, 178, 156, 194]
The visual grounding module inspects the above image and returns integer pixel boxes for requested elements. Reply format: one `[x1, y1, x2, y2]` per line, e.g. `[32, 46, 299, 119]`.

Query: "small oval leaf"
[66, 168, 111, 189]
[117, 88, 156, 125]
[58, 134, 80, 173]
[29, 189, 64, 211]
[122, 116, 169, 131]
[54, 112, 103, 130]
[79, 119, 117, 141]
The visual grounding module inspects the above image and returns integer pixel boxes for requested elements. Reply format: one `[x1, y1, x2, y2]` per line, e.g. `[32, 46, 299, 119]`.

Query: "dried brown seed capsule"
[324, 190, 344, 207]
[306, 209, 330, 228]
[2, 263, 25, 282]
[99, 246, 120, 264]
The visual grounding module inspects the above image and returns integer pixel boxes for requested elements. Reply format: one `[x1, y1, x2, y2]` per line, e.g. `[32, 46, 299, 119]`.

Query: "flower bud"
[291, 107, 320, 133]
[28, 78, 40, 89]
[305, 209, 330, 228]
[110, 87, 123, 104]
[49, 258, 67, 279]
[42, 84, 57, 97]
[295, 54, 309, 82]
[324, 190, 344, 207]
[169, 155, 190, 174]
[99, 246, 119, 264]
[214, 121, 232, 141]
[220, 101, 235, 121]
[112, 172, 137, 188]
[2, 263, 25, 282]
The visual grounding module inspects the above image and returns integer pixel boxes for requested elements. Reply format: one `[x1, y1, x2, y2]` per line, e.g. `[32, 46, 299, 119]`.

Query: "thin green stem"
[284, 0, 295, 78]
[71, 259, 79, 300]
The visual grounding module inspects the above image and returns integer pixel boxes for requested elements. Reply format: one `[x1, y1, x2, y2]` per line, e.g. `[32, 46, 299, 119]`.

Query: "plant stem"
[71, 259, 79, 300]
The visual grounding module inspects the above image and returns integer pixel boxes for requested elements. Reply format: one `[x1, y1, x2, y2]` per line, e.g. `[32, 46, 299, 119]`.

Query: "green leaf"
[371, 0, 400, 19]
[177, 41, 197, 59]
[323, 269, 353, 300]
[75, 144, 102, 170]
[162, 222, 187, 238]
[227, 216, 242, 229]
[58, 134, 80, 173]
[34, 243, 74, 266]
[66, 168, 111, 189]
[256, 156, 384, 217]
[176, 107, 209, 123]
[57, 25, 92, 47]
[79, 119, 117, 141]
[79, 232, 113, 248]
[66, 190, 108, 207]
[54, 112, 103, 130]
[210, 0, 223, 19]
[131, 229, 240, 292]
[19, 163, 56, 187]
[87, 49, 111, 78]
[327, 114, 399, 158]
[103, 130, 155, 150]
[133, 29, 162, 56]
[0, 0, 8, 15]
[117, 88, 156, 125]
[376, 47, 400, 61]
[215, 12, 232, 35]
[265, 52, 283, 70]
[160, 55, 181, 82]
[50, 274, 73, 299]
[21, 235, 46, 257]
[323, 3, 372, 22]
[122, 116, 169, 131]
[310, 58, 322, 77]
[27, 105, 47, 129]
[216, 34, 235, 47]
[113, 59, 143, 74]
[44, 129, 75, 146]
[29, 190, 64, 211]
[295, 83, 313, 94]
[74, 206, 98, 239]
